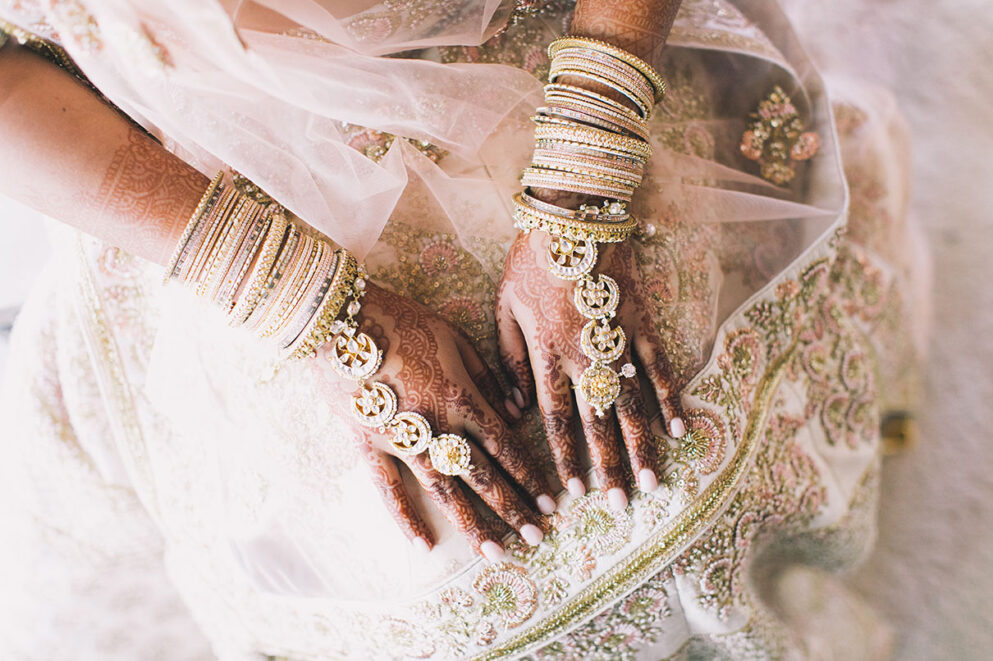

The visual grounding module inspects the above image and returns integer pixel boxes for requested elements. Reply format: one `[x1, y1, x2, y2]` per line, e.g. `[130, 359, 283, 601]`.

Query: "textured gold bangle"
[532, 148, 644, 177]
[229, 209, 289, 325]
[545, 83, 645, 123]
[551, 49, 657, 102]
[522, 165, 642, 191]
[549, 56, 656, 115]
[259, 233, 318, 339]
[286, 249, 359, 359]
[521, 170, 634, 200]
[512, 194, 638, 243]
[245, 226, 301, 332]
[549, 36, 667, 100]
[185, 188, 239, 290]
[216, 204, 272, 311]
[202, 196, 255, 301]
[535, 138, 648, 164]
[547, 67, 651, 118]
[534, 124, 652, 159]
[539, 104, 650, 141]
[277, 242, 337, 350]
[163, 171, 224, 282]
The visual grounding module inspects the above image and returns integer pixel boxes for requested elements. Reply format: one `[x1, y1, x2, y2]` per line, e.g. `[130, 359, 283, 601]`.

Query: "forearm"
[0, 41, 207, 265]
[571, 0, 682, 64]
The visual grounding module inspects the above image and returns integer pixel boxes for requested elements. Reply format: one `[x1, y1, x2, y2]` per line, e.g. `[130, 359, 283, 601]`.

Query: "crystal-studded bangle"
[164, 171, 224, 282]
[548, 36, 667, 101]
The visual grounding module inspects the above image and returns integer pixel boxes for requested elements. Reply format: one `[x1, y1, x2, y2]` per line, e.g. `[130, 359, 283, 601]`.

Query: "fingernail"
[480, 540, 506, 562]
[607, 487, 628, 511]
[670, 417, 686, 438]
[536, 494, 557, 514]
[512, 387, 526, 408]
[504, 398, 522, 420]
[567, 477, 586, 498]
[520, 524, 543, 546]
[412, 537, 431, 553]
[638, 468, 659, 492]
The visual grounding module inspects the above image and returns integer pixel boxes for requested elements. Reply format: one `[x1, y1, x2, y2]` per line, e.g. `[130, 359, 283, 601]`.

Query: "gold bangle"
[163, 171, 224, 282]
[547, 67, 651, 119]
[513, 194, 638, 243]
[185, 188, 239, 290]
[229, 209, 289, 325]
[545, 83, 645, 123]
[259, 233, 318, 339]
[534, 123, 652, 159]
[286, 249, 359, 359]
[278, 242, 337, 350]
[245, 226, 301, 332]
[551, 49, 657, 103]
[549, 36, 667, 100]
[202, 196, 256, 301]
[549, 56, 656, 115]
[216, 203, 273, 311]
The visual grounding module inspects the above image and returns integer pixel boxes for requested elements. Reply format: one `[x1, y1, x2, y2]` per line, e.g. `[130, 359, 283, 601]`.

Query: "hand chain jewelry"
[521, 200, 637, 417]
[327, 272, 473, 476]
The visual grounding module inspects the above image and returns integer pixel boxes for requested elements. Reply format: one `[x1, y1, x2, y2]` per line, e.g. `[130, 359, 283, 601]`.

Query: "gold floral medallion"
[429, 433, 473, 476]
[388, 411, 433, 455]
[574, 274, 620, 319]
[579, 363, 622, 417]
[547, 237, 598, 280]
[351, 382, 398, 428]
[329, 327, 383, 380]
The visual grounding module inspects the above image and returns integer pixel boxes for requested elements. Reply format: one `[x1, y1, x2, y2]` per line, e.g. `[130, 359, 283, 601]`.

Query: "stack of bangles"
[515, 36, 665, 417]
[164, 173, 473, 476]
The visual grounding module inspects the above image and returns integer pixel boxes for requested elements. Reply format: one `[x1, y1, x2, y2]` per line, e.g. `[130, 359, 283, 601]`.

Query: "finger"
[496, 296, 535, 409]
[614, 351, 660, 493]
[360, 443, 434, 551]
[453, 330, 518, 422]
[404, 453, 507, 562]
[532, 354, 586, 498]
[634, 333, 688, 438]
[575, 396, 629, 511]
[461, 442, 544, 546]
[459, 388, 557, 514]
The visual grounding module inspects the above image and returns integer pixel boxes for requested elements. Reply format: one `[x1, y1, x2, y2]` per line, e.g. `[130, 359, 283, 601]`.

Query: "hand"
[496, 230, 687, 509]
[312, 282, 554, 560]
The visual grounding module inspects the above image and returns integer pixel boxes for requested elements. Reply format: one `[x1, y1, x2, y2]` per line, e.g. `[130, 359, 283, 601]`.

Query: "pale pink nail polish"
[670, 417, 687, 438]
[567, 477, 586, 498]
[412, 537, 431, 553]
[520, 524, 543, 546]
[607, 487, 628, 511]
[638, 468, 659, 493]
[512, 387, 526, 408]
[536, 494, 557, 514]
[504, 398, 522, 420]
[480, 540, 506, 562]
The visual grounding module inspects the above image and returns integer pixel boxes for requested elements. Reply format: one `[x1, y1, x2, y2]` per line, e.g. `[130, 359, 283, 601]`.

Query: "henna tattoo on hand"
[90, 126, 207, 263]
[359, 435, 433, 546]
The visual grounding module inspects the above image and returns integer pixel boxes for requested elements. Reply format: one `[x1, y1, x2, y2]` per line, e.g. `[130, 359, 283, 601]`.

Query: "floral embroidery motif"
[740, 86, 819, 185]
[530, 570, 673, 661]
[474, 563, 539, 628]
[673, 412, 827, 620]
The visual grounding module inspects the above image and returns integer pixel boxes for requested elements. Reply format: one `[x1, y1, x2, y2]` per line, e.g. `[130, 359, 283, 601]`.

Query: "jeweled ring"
[429, 433, 473, 476]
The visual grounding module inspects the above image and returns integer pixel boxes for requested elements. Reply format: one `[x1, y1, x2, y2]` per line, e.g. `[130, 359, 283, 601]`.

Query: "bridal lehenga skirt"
[0, 1, 927, 659]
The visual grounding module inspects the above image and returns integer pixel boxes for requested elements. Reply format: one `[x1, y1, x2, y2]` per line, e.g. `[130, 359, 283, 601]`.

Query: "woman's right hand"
[312, 282, 555, 560]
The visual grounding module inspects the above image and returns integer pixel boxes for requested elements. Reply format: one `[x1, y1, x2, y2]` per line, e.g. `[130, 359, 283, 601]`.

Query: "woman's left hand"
[496, 229, 687, 509]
